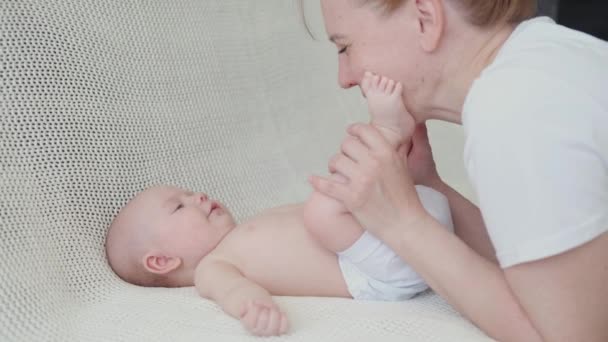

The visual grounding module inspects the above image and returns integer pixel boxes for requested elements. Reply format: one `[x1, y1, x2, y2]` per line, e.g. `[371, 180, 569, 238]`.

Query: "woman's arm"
[505, 232, 608, 342]
[313, 123, 608, 341]
[404, 222, 608, 342]
[310, 123, 541, 341]
[433, 181, 497, 264]
[405, 124, 497, 263]
[387, 212, 542, 342]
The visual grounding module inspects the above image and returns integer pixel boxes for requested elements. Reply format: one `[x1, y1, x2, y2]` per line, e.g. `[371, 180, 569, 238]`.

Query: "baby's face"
[138, 186, 236, 264]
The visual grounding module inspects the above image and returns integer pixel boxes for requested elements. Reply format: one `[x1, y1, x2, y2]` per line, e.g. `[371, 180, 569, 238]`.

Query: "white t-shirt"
[463, 17, 608, 268]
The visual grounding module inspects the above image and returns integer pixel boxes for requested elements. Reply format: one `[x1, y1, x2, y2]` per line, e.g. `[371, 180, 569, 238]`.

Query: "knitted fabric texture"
[0, 1, 489, 341]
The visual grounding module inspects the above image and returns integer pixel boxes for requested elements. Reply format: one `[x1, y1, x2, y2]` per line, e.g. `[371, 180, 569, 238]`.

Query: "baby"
[105, 73, 454, 337]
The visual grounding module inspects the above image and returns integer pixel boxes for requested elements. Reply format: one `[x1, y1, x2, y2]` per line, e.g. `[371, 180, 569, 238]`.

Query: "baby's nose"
[197, 193, 208, 203]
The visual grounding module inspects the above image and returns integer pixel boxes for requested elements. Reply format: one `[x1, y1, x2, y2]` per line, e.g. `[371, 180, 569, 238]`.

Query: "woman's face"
[321, 0, 438, 119]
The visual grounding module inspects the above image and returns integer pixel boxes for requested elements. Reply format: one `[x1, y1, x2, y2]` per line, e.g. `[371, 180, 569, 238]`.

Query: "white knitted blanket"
[0, 0, 488, 340]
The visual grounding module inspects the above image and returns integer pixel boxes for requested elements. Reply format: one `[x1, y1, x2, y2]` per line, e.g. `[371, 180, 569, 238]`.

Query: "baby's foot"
[361, 72, 409, 148]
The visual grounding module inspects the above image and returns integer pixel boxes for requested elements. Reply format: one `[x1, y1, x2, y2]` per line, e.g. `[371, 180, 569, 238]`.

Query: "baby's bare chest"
[211, 206, 344, 295]
[229, 207, 324, 265]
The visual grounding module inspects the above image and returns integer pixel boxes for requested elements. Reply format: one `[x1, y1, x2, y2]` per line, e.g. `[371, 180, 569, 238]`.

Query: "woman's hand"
[309, 123, 428, 240]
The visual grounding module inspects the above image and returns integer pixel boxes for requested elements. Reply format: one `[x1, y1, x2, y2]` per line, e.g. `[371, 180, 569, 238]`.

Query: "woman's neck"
[423, 23, 516, 124]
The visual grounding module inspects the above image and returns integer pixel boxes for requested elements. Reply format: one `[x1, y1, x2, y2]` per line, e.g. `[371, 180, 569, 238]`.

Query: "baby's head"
[106, 185, 236, 287]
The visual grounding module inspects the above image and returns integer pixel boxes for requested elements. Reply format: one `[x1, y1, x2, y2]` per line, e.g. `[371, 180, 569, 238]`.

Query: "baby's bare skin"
[201, 204, 350, 298]
[106, 186, 352, 337]
[106, 73, 411, 337]
[195, 72, 410, 333]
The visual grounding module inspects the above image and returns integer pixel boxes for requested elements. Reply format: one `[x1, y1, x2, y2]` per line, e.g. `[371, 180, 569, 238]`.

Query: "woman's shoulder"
[464, 54, 607, 133]
[493, 17, 608, 69]
[476, 17, 608, 102]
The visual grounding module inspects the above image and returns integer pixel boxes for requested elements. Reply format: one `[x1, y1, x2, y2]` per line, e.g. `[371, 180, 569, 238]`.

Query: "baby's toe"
[361, 72, 373, 93]
[371, 74, 380, 89]
[379, 77, 389, 91]
[386, 79, 395, 93]
[394, 82, 403, 95]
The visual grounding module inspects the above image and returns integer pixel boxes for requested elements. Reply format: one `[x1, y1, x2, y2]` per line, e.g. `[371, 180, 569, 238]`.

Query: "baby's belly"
[247, 245, 349, 297]
[229, 220, 351, 298]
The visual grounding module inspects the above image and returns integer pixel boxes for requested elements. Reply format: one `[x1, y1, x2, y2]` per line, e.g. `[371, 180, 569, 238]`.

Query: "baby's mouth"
[208, 202, 222, 216]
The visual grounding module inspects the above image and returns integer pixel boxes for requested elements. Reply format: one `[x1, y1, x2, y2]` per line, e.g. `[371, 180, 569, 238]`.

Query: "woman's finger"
[309, 175, 351, 203]
[329, 171, 349, 184]
[341, 135, 368, 163]
[347, 123, 391, 152]
[328, 153, 359, 177]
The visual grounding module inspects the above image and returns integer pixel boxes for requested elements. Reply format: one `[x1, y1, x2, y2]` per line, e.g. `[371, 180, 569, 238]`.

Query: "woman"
[309, 0, 608, 341]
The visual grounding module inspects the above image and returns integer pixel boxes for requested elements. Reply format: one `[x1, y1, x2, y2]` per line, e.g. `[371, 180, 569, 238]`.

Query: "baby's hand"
[239, 299, 289, 336]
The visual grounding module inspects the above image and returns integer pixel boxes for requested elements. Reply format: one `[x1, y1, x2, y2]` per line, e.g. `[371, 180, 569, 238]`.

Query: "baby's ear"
[142, 252, 182, 275]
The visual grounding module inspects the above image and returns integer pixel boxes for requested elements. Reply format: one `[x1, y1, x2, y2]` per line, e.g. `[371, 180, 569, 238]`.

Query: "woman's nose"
[338, 62, 358, 89]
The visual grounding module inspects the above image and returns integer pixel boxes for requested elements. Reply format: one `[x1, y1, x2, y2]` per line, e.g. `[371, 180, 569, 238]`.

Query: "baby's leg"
[303, 173, 365, 253]
[360, 72, 410, 149]
[304, 73, 410, 254]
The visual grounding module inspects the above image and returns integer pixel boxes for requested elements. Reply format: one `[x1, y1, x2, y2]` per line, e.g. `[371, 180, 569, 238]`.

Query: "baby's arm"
[303, 172, 365, 253]
[195, 259, 289, 337]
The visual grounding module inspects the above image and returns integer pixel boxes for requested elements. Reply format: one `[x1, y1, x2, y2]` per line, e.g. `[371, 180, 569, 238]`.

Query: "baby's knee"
[302, 191, 343, 235]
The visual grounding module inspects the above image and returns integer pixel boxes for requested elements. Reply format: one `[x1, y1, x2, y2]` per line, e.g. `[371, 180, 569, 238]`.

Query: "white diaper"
[338, 185, 454, 301]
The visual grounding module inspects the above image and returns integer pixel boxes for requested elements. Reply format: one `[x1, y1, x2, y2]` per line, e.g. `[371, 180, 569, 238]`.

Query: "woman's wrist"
[381, 201, 435, 247]
[418, 175, 446, 193]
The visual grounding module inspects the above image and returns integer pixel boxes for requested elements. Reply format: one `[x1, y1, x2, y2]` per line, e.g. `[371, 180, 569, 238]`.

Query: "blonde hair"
[360, 0, 537, 26]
